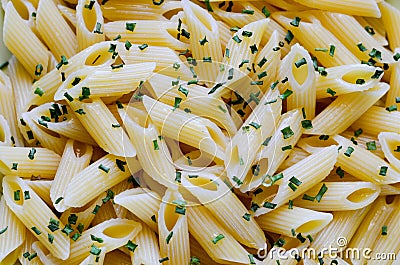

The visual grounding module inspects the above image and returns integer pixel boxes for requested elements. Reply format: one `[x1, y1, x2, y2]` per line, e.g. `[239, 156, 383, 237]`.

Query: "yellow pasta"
[379, 1, 400, 51]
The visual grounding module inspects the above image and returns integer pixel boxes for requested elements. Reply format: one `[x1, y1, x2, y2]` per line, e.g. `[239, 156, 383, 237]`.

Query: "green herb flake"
[274, 238, 286, 247]
[24, 190, 30, 200]
[92, 205, 101, 214]
[28, 253, 37, 261]
[288, 200, 293, 209]
[301, 120, 313, 129]
[138, 44, 148, 50]
[382, 225, 388, 236]
[126, 22, 136, 32]
[302, 194, 315, 201]
[336, 166, 345, 178]
[315, 48, 328, 52]
[315, 183, 328, 202]
[242, 30, 253, 37]
[90, 244, 102, 256]
[165, 231, 174, 244]
[159, 257, 169, 263]
[31, 227, 42, 235]
[242, 213, 251, 221]
[242, 9, 254, 15]
[71, 233, 81, 241]
[356, 78, 365, 85]
[344, 146, 355, 157]
[34, 64, 43, 76]
[290, 16, 301, 27]
[249, 122, 261, 129]
[262, 6, 270, 17]
[94, 22, 103, 34]
[98, 164, 110, 173]
[329, 45, 335, 57]
[232, 35, 242, 43]
[28, 148, 36, 160]
[175, 171, 182, 183]
[294, 57, 307, 68]
[281, 145, 292, 151]
[91, 234, 104, 243]
[279, 89, 293, 100]
[125, 240, 138, 252]
[212, 234, 225, 244]
[55, 197, 63, 204]
[393, 53, 400, 61]
[61, 224, 74, 235]
[365, 25, 375, 35]
[199, 36, 208, 46]
[48, 233, 54, 244]
[281, 126, 294, 139]
[371, 69, 383, 79]
[263, 201, 277, 209]
[173, 97, 182, 110]
[285, 30, 294, 44]
[152, 139, 159, 151]
[34, 87, 44, 97]
[379, 166, 388, 176]
[75, 109, 86, 115]
[14, 190, 20, 201]
[11, 163, 18, 170]
[386, 105, 397, 112]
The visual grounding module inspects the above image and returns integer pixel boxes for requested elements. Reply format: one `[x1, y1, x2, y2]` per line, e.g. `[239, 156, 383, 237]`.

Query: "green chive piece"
[153, 139, 159, 150]
[315, 184, 328, 202]
[102, 189, 115, 204]
[232, 176, 243, 186]
[295, 58, 307, 68]
[274, 238, 286, 247]
[28, 148, 36, 160]
[98, 164, 110, 173]
[71, 233, 81, 241]
[48, 233, 54, 244]
[151, 215, 157, 223]
[279, 89, 293, 100]
[336, 167, 345, 178]
[11, 163, 18, 170]
[366, 141, 377, 151]
[393, 53, 400, 61]
[358, 43, 369, 52]
[84, 0, 95, 9]
[371, 69, 384, 79]
[199, 36, 208, 45]
[92, 205, 101, 214]
[126, 240, 138, 252]
[90, 244, 102, 255]
[232, 35, 242, 43]
[24, 190, 30, 200]
[64, 92, 74, 102]
[14, 190, 20, 201]
[356, 79, 365, 85]
[166, 231, 174, 244]
[382, 225, 388, 235]
[289, 176, 302, 186]
[248, 254, 256, 264]
[285, 30, 294, 44]
[28, 253, 37, 261]
[116, 159, 126, 172]
[242, 30, 253, 37]
[262, 6, 270, 18]
[91, 234, 104, 243]
[281, 126, 294, 139]
[181, 29, 190, 39]
[315, 48, 328, 52]
[126, 22, 136, 32]
[386, 105, 397, 112]
[190, 256, 201, 265]
[230, 26, 240, 32]
[301, 120, 313, 129]
[290, 16, 301, 27]
[159, 257, 169, 263]
[297, 233, 306, 243]
[242, 9, 254, 15]
[75, 109, 86, 115]
[291, 228, 296, 236]
[212, 234, 225, 244]
[379, 166, 388, 176]
[344, 147, 355, 157]
[281, 145, 292, 151]
[23, 252, 30, 258]
[31, 227, 41, 235]
[34, 87, 44, 97]
[329, 45, 335, 57]
[173, 97, 182, 110]
[242, 213, 251, 221]
[365, 25, 375, 35]
[249, 122, 261, 129]
[175, 171, 181, 183]
[394, 146, 400, 152]
[138, 44, 148, 50]
[94, 22, 103, 34]
[61, 224, 74, 235]
[288, 182, 298, 191]
[302, 194, 315, 201]
[354, 128, 363, 137]
[125, 40, 132, 50]
[55, 197, 63, 204]
[34, 64, 43, 76]
[263, 202, 277, 209]
[327, 88, 336, 96]
[288, 200, 293, 209]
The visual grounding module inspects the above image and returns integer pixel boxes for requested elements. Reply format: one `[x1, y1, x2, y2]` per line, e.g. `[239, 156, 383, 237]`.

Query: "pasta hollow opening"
[164, 203, 180, 231]
[187, 176, 218, 191]
[82, 4, 97, 32]
[0, 126, 5, 142]
[296, 219, 327, 234]
[85, 47, 113, 66]
[346, 188, 377, 203]
[206, 125, 225, 150]
[292, 53, 308, 85]
[102, 224, 135, 238]
[342, 70, 374, 85]
[73, 141, 87, 158]
[11, 0, 29, 20]
[6, 181, 24, 206]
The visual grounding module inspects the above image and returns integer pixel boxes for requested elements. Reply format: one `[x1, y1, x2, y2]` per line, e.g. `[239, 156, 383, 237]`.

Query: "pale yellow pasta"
[350, 105, 400, 136]
[187, 205, 251, 264]
[63, 154, 140, 207]
[147, 73, 238, 135]
[0, 197, 25, 264]
[0, 70, 23, 147]
[379, 1, 400, 51]
[348, 196, 398, 265]
[142, 95, 227, 160]
[113, 188, 161, 233]
[310, 207, 371, 255]
[104, 20, 189, 51]
[216, 21, 231, 49]
[241, 109, 303, 192]
[182, 0, 222, 83]
[277, 147, 309, 171]
[54, 63, 155, 99]
[0, 146, 60, 178]
[189, 237, 220, 265]
[386, 48, 400, 108]
[355, 16, 388, 46]
[129, 222, 160, 264]
[340, 130, 384, 158]
[157, 189, 190, 265]
[91, 199, 117, 227]
[181, 171, 266, 249]
[273, 11, 359, 67]
[0, 115, 13, 146]
[225, 89, 282, 190]
[25, 180, 53, 208]
[108, 180, 131, 219]
[307, 83, 389, 135]
[315, 64, 383, 99]
[66, 98, 136, 157]
[256, 205, 333, 237]
[31, 241, 66, 265]
[78, 246, 106, 265]
[58, 4, 77, 27]
[36, 0, 77, 58]
[380, 183, 400, 196]
[252, 145, 338, 217]
[18, 229, 44, 265]
[378, 132, 400, 171]
[299, 135, 400, 184]
[101, 0, 182, 21]
[50, 139, 92, 212]
[292, 0, 380, 17]
[279, 43, 316, 118]
[315, 11, 393, 63]
[2, 176, 70, 260]
[3, 1, 49, 78]
[293, 181, 380, 211]
[76, 0, 104, 51]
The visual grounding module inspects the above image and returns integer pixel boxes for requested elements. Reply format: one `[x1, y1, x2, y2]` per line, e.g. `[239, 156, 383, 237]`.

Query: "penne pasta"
[378, 132, 400, 172]
[0, 115, 13, 146]
[18, 229, 44, 265]
[386, 48, 400, 108]
[379, 1, 400, 51]
[130, 222, 160, 265]
[2, 176, 70, 260]
[26, 180, 53, 208]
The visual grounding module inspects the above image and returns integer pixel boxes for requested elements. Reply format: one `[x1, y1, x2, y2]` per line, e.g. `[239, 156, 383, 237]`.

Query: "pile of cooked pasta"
[1, 0, 400, 264]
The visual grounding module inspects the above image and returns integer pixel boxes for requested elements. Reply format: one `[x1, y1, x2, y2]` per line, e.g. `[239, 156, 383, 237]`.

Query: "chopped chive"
[230, 26, 240, 32]
[263, 173, 284, 187]
[257, 71, 267, 80]
[242, 30, 253, 37]
[281, 126, 294, 139]
[290, 17, 301, 27]
[315, 184, 328, 202]
[102, 189, 114, 204]
[93, 22, 103, 34]
[279, 89, 293, 100]
[288, 182, 298, 191]
[153, 139, 159, 151]
[382, 225, 388, 235]
[291, 228, 296, 236]
[396, 97, 400, 103]
[14, 190, 20, 201]
[181, 29, 190, 39]
[232, 35, 242, 43]
[173, 97, 182, 110]
[285, 30, 294, 44]
[301, 120, 313, 129]
[315, 48, 328, 52]
[344, 147, 355, 157]
[184, 108, 191, 113]
[90, 244, 102, 255]
[289, 176, 302, 186]
[394, 146, 400, 152]
[28, 148, 36, 160]
[79, 86, 90, 101]
[24, 190, 30, 200]
[250, 202, 260, 212]
[0, 61, 9, 69]
[371, 69, 384, 79]
[126, 22, 136, 31]
[75, 109, 86, 115]
[166, 231, 174, 244]
[159, 257, 169, 263]
[11, 163, 18, 170]
[92, 205, 101, 214]
[242, 213, 251, 221]
[23, 252, 30, 258]
[204, 0, 212, 11]
[302, 194, 315, 201]
[98, 164, 110, 173]
[113, 34, 121, 41]
[262, 6, 270, 18]
[326, 88, 336, 97]
[61, 224, 74, 235]
[274, 238, 286, 247]
[218, 105, 227, 113]
[258, 57, 267, 68]
[351, 137, 358, 145]
[394, 53, 400, 61]
[288, 200, 293, 209]
[108, 44, 116, 53]
[34, 64, 43, 76]
[115, 159, 126, 172]
[297, 233, 306, 243]
[111, 63, 124, 69]
[364, 25, 375, 35]
[248, 254, 256, 264]
[84, 0, 95, 9]
[386, 105, 397, 112]
[242, 9, 254, 15]
[366, 141, 377, 151]
[31, 227, 41, 235]
[379, 166, 388, 176]
[28, 253, 37, 261]
[71, 233, 81, 241]
[232, 176, 243, 186]
[262, 136, 272, 147]
[356, 42, 367, 52]
[369, 48, 382, 60]
[64, 92, 74, 102]
[199, 36, 208, 46]
[263, 202, 277, 209]
[34, 87, 44, 97]
[249, 122, 261, 129]
[238, 59, 249, 68]
[294, 58, 307, 68]
[250, 44, 258, 54]
[356, 79, 365, 85]
[329, 45, 335, 57]
[282, 145, 292, 151]
[307, 235, 314, 242]
[172, 62, 180, 71]
[212, 234, 225, 244]
[125, 40, 132, 50]
[138, 44, 148, 50]
[151, 215, 157, 223]
[271, 80, 279, 90]
[55, 197, 63, 204]
[336, 166, 345, 178]
[48, 233, 54, 244]
[187, 79, 197, 85]
[91, 234, 104, 243]
[175, 171, 181, 183]
[126, 240, 138, 252]
[187, 156, 192, 165]
[354, 128, 363, 137]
